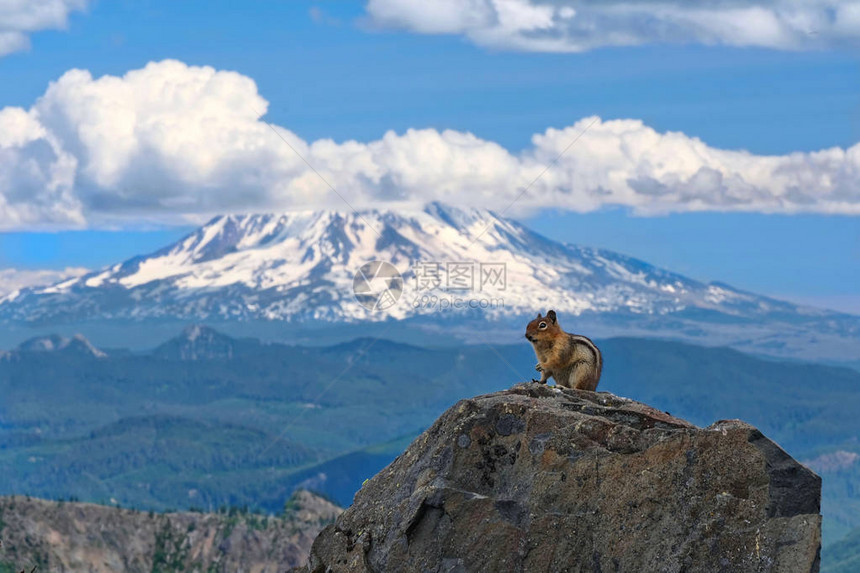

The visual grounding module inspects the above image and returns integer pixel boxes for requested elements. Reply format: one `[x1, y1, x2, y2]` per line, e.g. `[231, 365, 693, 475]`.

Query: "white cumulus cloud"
[0, 59, 859, 229]
[0, 106, 82, 227]
[364, 0, 860, 52]
[0, 0, 89, 57]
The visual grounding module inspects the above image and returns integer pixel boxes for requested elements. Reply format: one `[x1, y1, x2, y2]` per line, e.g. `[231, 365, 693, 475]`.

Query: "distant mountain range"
[1, 326, 859, 544]
[0, 202, 857, 360]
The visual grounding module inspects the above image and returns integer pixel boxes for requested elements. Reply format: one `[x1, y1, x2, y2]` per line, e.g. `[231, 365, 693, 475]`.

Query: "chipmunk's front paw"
[531, 378, 541, 384]
[534, 363, 542, 372]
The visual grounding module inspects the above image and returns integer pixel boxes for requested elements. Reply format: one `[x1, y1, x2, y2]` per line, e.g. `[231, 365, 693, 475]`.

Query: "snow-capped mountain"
[0, 202, 856, 359]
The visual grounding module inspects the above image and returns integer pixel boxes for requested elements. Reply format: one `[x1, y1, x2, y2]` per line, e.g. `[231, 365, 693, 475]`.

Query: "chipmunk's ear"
[546, 310, 557, 324]
[536, 312, 542, 319]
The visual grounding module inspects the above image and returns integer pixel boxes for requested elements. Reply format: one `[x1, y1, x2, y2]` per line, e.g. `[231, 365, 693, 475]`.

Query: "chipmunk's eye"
[539, 322, 547, 329]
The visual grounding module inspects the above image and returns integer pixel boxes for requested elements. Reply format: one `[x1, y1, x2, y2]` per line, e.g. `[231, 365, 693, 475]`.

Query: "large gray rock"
[306, 383, 821, 572]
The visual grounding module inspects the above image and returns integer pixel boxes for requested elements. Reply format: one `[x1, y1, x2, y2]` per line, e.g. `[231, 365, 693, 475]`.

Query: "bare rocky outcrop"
[0, 490, 340, 572]
[306, 383, 822, 572]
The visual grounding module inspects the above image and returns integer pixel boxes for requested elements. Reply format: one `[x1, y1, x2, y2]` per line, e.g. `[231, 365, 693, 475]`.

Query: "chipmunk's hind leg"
[570, 362, 599, 391]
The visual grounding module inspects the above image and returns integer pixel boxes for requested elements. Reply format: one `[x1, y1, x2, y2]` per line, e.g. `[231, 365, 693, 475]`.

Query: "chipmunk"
[525, 310, 602, 391]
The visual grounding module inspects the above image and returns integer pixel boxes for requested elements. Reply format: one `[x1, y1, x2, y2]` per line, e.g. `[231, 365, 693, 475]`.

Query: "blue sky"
[0, 0, 858, 311]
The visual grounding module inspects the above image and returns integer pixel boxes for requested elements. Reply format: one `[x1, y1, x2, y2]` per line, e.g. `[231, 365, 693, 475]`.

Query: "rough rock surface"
[306, 384, 821, 572]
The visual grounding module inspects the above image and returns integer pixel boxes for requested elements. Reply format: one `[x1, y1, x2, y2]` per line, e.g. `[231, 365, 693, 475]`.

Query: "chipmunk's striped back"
[569, 333, 602, 381]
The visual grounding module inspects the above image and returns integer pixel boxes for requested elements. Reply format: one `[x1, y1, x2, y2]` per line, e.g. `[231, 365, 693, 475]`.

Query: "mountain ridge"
[4, 333, 107, 359]
[0, 491, 340, 572]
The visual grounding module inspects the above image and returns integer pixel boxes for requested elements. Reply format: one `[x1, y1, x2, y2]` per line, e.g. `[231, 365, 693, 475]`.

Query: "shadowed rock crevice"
[305, 384, 822, 572]
[747, 428, 822, 519]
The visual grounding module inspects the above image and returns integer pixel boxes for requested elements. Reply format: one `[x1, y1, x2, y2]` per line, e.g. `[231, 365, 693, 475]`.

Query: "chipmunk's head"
[525, 310, 561, 343]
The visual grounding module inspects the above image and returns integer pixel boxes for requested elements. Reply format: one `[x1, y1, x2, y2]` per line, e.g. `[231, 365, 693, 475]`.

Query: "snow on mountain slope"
[0, 267, 88, 297]
[0, 203, 855, 351]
